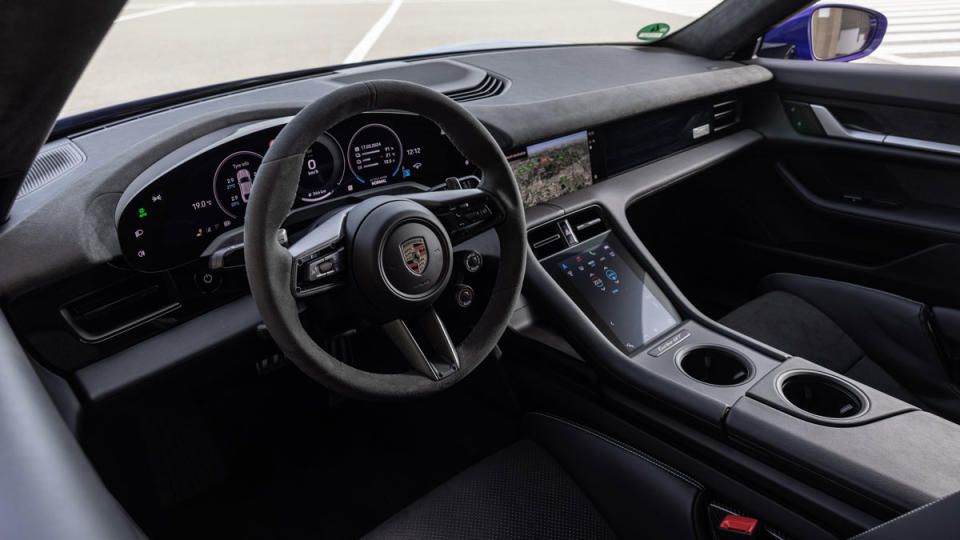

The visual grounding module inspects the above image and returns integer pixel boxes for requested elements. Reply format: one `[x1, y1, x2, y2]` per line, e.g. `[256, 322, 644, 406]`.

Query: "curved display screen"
[508, 130, 604, 208]
[117, 113, 472, 271]
[546, 232, 679, 354]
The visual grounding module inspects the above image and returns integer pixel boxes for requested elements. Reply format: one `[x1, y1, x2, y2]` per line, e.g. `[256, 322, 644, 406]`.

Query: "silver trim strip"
[884, 135, 960, 158]
[811, 104, 960, 157]
[810, 104, 884, 143]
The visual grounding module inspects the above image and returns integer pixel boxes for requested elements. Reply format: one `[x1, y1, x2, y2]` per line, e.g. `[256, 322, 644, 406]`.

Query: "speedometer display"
[347, 123, 403, 186]
[298, 134, 345, 202]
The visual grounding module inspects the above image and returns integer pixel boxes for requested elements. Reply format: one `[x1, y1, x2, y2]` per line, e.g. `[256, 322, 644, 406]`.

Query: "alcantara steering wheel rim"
[244, 80, 526, 400]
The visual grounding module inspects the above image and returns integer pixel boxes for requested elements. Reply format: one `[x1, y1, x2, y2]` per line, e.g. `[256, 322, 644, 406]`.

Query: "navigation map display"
[509, 130, 601, 207]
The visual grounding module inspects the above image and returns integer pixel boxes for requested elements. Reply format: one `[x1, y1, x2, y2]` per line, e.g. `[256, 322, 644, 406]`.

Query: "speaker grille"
[18, 140, 85, 198]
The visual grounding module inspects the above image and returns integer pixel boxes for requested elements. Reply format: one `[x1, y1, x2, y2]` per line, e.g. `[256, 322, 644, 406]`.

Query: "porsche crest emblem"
[400, 237, 428, 275]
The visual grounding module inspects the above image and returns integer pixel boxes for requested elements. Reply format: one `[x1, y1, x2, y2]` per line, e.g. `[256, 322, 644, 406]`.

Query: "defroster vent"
[445, 74, 507, 102]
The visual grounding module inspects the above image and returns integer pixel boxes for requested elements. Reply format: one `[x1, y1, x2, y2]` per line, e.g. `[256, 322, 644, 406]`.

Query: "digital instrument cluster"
[117, 113, 473, 271]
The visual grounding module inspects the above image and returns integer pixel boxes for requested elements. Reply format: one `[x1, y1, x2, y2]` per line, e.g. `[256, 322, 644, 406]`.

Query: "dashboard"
[2, 46, 767, 382]
[116, 112, 474, 271]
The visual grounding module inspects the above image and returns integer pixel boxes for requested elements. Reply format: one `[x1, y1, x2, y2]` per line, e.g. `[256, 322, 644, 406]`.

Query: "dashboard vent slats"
[528, 206, 609, 260]
[566, 206, 607, 242]
[60, 274, 180, 343]
[445, 74, 506, 102]
[712, 100, 740, 132]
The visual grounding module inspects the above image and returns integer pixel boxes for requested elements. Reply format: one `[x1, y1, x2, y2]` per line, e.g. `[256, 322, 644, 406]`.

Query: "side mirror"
[761, 4, 887, 62]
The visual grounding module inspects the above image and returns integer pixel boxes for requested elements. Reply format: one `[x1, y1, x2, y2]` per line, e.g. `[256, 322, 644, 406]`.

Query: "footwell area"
[81, 352, 520, 539]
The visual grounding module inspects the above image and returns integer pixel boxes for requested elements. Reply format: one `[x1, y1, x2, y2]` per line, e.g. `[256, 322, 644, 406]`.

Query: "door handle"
[810, 105, 885, 143]
[809, 104, 960, 157]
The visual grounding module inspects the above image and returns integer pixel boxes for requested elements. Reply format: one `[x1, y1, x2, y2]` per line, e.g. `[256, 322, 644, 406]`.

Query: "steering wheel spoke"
[405, 187, 504, 244]
[288, 206, 352, 298]
[382, 308, 459, 381]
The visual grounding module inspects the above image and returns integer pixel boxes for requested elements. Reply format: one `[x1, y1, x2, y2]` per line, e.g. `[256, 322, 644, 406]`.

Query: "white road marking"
[871, 41, 960, 54]
[343, 0, 404, 64]
[891, 22, 960, 32]
[886, 17, 960, 25]
[883, 31, 960, 43]
[142, 0, 503, 7]
[836, 0, 960, 66]
[115, 2, 195, 22]
[609, 0, 717, 18]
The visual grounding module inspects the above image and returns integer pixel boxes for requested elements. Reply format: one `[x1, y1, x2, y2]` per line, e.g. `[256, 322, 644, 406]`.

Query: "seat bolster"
[850, 490, 960, 540]
[524, 413, 704, 540]
[760, 274, 960, 412]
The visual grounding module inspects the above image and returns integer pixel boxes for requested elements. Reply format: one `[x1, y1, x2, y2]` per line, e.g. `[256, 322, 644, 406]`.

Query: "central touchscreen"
[550, 233, 679, 353]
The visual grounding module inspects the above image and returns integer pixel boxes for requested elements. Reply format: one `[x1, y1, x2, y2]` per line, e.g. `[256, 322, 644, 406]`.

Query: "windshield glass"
[62, 0, 722, 117]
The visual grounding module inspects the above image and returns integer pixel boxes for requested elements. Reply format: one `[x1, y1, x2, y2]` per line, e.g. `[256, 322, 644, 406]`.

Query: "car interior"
[3, 0, 960, 538]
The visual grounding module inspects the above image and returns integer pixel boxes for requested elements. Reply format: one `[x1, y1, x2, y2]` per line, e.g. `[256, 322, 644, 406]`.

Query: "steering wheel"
[244, 80, 526, 400]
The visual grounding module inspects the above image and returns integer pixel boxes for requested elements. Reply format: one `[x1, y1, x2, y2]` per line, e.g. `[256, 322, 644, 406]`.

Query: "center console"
[520, 200, 960, 520]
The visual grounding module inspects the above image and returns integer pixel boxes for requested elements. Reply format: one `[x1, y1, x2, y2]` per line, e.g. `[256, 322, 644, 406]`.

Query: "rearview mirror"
[761, 4, 887, 62]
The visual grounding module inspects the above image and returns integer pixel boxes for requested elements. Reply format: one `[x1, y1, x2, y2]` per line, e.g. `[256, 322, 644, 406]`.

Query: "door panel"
[630, 60, 960, 317]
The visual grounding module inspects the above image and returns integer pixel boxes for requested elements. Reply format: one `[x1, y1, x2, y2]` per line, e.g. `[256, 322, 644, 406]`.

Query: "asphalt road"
[62, 0, 960, 117]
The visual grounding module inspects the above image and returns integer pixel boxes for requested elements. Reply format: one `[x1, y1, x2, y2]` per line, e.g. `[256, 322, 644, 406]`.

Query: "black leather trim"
[849, 490, 960, 540]
[524, 413, 704, 540]
[760, 273, 960, 422]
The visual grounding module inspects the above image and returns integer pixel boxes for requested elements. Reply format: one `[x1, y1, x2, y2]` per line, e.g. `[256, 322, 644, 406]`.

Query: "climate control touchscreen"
[549, 233, 679, 353]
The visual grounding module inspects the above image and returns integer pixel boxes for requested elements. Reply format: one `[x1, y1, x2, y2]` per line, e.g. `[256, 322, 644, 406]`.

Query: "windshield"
[62, 0, 722, 117]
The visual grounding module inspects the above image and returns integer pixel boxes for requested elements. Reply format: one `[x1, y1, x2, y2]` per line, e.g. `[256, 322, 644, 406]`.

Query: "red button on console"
[719, 514, 758, 535]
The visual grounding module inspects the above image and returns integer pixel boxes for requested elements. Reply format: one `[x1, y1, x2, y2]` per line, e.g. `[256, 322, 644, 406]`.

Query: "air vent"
[60, 274, 180, 343]
[712, 100, 740, 132]
[566, 206, 608, 242]
[529, 222, 567, 259]
[528, 206, 609, 259]
[18, 140, 85, 198]
[445, 74, 506, 102]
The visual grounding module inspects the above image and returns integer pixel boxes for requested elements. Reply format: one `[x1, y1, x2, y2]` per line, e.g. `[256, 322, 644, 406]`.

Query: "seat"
[363, 413, 704, 539]
[721, 273, 960, 422]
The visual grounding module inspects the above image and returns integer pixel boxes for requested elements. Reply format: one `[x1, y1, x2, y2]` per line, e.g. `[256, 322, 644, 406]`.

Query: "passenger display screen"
[508, 130, 602, 207]
[550, 233, 679, 354]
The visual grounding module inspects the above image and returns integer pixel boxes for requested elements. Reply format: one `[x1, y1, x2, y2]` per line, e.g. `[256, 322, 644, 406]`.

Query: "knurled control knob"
[455, 284, 475, 308]
[463, 250, 483, 273]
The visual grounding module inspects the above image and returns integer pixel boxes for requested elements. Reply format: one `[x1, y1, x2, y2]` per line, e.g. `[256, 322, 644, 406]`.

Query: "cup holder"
[677, 346, 753, 386]
[778, 371, 867, 419]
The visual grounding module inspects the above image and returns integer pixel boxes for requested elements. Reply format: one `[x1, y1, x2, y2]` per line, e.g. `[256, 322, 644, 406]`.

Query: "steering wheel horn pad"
[244, 80, 526, 400]
[347, 198, 454, 320]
